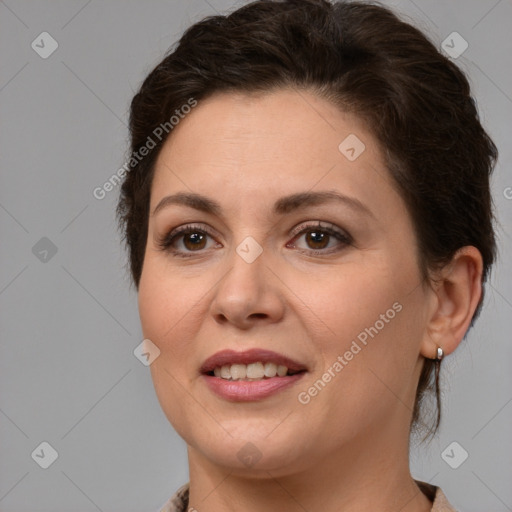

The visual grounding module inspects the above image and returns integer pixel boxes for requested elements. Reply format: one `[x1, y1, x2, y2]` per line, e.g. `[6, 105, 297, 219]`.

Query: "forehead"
[150, 88, 397, 216]
[157, 88, 369, 157]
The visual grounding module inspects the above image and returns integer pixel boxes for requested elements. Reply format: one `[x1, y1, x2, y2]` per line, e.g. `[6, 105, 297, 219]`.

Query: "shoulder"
[160, 480, 459, 512]
[415, 479, 459, 512]
[432, 487, 459, 512]
[157, 483, 189, 512]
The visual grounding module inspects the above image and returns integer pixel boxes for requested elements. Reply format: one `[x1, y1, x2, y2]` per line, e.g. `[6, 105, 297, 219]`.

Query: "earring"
[435, 346, 444, 361]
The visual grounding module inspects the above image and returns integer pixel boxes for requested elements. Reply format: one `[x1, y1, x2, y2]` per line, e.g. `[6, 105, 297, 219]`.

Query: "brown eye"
[182, 231, 207, 251]
[287, 221, 352, 255]
[157, 223, 220, 257]
[304, 229, 330, 250]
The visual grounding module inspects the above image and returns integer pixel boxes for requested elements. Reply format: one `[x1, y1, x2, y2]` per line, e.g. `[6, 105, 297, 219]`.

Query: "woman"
[117, 1, 498, 510]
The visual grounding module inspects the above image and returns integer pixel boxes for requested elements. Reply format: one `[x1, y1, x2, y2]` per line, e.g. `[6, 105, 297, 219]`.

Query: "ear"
[420, 246, 484, 359]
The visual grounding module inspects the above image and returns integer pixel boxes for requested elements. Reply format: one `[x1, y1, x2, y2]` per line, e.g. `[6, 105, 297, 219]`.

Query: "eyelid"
[289, 220, 349, 239]
[166, 222, 217, 240]
[287, 220, 353, 253]
[157, 220, 353, 256]
[156, 222, 219, 253]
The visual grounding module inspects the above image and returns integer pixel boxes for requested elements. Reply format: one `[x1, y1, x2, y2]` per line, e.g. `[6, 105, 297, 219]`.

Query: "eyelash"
[156, 221, 352, 258]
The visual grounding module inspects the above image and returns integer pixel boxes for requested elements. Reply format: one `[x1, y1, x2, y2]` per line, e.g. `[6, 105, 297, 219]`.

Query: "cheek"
[296, 262, 401, 349]
[300, 259, 424, 399]
[138, 259, 204, 438]
[137, 253, 219, 409]
[138, 255, 204, 343]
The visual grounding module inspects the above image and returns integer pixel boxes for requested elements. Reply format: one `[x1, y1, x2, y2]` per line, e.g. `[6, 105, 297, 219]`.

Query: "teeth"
[277, 365, 288, 377]
[246, 362, 265, 379]
[230, 364, 246, 380]
[220, 365, 231, 379]
[211, 362, 293, 381]
[264, 362, 277, 378]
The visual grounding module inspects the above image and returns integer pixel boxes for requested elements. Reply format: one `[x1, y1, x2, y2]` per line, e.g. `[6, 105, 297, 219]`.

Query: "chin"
[193, 424, 315, 474]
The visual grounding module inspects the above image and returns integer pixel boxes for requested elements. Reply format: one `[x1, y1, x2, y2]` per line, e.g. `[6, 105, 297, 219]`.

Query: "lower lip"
[202, 373, 306, 402]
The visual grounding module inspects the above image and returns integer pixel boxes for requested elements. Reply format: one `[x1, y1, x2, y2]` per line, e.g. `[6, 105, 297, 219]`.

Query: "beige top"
[158, 480, 458, 511]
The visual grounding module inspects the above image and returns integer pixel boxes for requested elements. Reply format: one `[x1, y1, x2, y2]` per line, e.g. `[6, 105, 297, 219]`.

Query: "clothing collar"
[158, 479, 458, 512]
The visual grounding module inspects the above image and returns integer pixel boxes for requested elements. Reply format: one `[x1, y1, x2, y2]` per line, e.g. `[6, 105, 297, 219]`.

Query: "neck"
[186, 417, 433, 512]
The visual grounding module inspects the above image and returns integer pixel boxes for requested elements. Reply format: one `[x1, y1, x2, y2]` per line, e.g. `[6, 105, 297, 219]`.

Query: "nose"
[209, 244, 285, 330]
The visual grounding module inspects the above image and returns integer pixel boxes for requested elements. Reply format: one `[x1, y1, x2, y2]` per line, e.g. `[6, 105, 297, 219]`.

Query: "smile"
[200, 349, 307, 401]
[212, 362, 300, 381]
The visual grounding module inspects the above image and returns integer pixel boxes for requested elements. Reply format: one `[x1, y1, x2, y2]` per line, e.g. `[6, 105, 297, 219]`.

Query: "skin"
[138, 88, 483, 511]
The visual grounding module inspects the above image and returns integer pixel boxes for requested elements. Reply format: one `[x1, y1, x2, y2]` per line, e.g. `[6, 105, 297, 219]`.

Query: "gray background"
[0, 0, 511, 511]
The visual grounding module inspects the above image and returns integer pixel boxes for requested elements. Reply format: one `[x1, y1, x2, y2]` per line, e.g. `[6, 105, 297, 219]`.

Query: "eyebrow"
[151, 190, 374, 219]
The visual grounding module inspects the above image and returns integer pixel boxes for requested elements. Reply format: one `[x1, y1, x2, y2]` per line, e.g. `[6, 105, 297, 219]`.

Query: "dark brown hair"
[117, 0, 498, 441]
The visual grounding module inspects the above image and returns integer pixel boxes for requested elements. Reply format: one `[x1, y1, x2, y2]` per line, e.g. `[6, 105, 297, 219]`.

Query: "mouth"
[200, 348, 307, 379]
[200, 348, 307, 401]
[208, 362, 302, 380]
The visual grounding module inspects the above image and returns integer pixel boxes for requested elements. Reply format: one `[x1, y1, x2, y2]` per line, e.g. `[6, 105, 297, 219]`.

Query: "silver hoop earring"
[435, 346, 444, 361]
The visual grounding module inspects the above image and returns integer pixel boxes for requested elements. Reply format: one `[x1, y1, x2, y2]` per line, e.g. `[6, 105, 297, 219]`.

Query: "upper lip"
[200, 348, 308, 374]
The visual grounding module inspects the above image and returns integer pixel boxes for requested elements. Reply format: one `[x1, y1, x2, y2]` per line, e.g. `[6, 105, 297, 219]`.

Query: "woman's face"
[138, 89, 433, 474]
